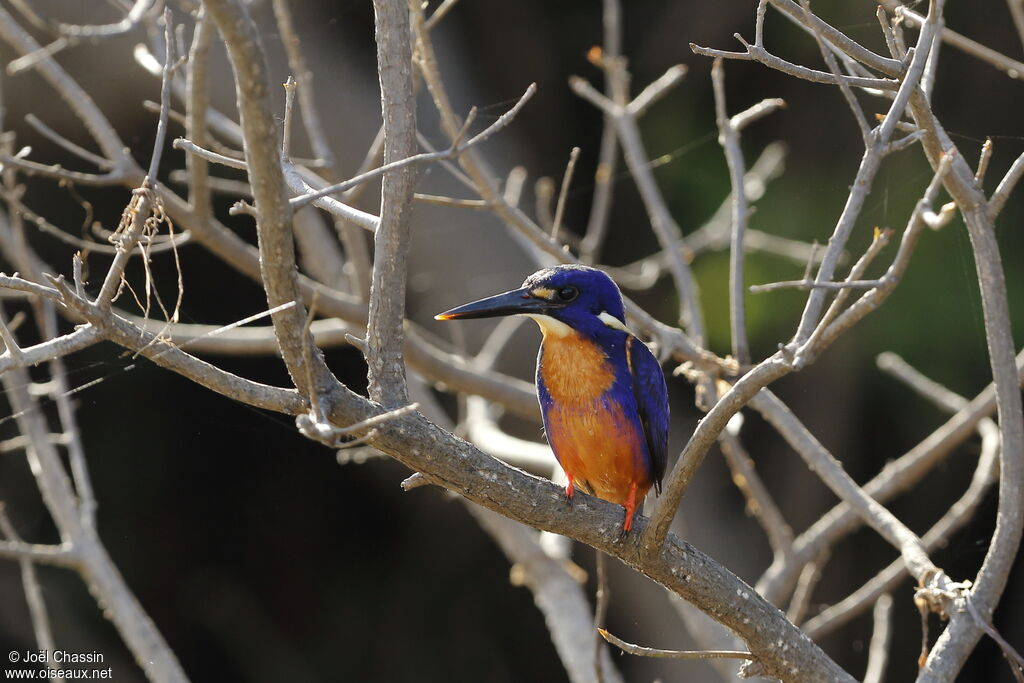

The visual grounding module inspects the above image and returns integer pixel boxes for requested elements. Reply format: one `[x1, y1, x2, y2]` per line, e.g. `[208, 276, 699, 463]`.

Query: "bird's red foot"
[565, 477, 575, 507]
[620, 481, 639, 537]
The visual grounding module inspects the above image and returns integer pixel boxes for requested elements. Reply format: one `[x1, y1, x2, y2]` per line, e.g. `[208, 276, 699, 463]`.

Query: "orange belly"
[545, 400, 649, 504]
[538, 331, 651, 504]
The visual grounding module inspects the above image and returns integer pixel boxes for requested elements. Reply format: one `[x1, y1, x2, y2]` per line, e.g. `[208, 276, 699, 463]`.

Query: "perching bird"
[435, 264, 668, 533]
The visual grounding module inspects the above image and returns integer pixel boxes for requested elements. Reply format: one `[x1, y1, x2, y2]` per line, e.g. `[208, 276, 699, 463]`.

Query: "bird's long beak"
[435, 287, 546, 321]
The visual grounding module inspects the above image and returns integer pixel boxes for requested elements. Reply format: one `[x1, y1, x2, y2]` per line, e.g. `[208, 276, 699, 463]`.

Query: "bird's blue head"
[435, 264, 628, 340]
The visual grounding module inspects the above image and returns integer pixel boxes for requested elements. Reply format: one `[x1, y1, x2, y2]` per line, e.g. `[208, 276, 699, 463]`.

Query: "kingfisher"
[435, 264, 669, 533]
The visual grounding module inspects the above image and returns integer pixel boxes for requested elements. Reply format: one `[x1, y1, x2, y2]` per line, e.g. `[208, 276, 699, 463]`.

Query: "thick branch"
[321, 399, 856, 682]
[202, 0, 346, 409]
[365, 0, 420, 407]
[909, 88, 1024, 681]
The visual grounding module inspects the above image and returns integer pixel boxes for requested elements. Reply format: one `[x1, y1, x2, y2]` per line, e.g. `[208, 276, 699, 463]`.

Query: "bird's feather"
[627, 335, 669, 492]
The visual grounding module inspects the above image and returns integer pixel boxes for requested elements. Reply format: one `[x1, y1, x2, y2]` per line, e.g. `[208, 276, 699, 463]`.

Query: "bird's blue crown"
[521, 265, 626, 338]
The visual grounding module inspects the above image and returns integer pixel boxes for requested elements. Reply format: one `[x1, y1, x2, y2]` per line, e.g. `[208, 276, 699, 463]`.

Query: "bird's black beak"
[435, 287, 547, 321]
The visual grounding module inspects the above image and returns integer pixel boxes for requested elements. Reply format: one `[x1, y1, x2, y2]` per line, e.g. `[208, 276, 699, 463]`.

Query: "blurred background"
[0, 0, 1022, 681]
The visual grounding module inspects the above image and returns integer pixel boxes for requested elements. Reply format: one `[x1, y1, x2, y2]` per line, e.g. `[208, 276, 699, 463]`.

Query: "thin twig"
[282, 75, 297, 160]
[551, 146, 580, 242]
[53, 0, 156, 39]
[297, 403, 421, 447]
[146, 9, 176, 184]
[24, 114, 114, 169]
[629, 64, 688, 117]
[593, 550, 610, 683]
[690, 38, 899, 91]
[766, 0, 903, 75]
[185, 8, 214, 226]
[988, 150, 1024, 219]
[975, 138, 993, 184]
[287, 84, 536, 211]
[719, 424, 793, 556]
[569, 71, 704, 340]
[413, 193, 488, 209]
[876, 351, 968, 413]
[788, 0, 944, 346]
[877, 6, 902, 60]
[598, 629, 756, 661]
[880, 2, 1024, 78]
[425, 0, 462, 30]
[786, 553, 826, 625]
[644, 355, 792, 554]
[272, 0, 335, 167]
[172, 138, 247, 169]
[863, 594, 894, 683]
[7, 36, 72, 76]
[964, 597, 1024, 682]
[579, 0, 624, 263]
[797, 157, 954, 367]
[799, 0, 871, 144]
[0, 507, 62, 680]
[711, 58, 783, 365]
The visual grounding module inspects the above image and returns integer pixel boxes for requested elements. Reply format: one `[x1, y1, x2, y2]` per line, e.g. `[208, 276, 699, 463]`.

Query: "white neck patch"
[526, 314, 573, 338]
[598, 311, 631, 333]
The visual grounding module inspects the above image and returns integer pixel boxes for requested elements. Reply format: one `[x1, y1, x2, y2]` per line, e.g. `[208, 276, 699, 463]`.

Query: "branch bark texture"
[366, 0, 418, 408]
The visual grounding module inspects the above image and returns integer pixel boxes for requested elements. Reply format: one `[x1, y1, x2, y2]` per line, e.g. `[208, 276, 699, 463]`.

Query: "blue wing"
[627, 335, 669, 492]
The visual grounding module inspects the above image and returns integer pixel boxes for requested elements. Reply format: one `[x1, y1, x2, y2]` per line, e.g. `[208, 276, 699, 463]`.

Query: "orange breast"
[539, 331, 615, 403]
[539, 332, 650, 504]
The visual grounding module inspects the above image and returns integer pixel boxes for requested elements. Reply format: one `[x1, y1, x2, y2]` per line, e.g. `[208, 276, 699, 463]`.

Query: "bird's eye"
[557, 286, 579, 302]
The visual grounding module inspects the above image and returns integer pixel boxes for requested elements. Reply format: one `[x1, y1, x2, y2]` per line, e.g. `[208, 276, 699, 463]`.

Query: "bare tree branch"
[711, 58, 784, 365]
[473, 507, 624, 683]
[0, 505, 60, 679]
[578, 0, 624, 263]
[364, 0, 418, 408]
[863, 594, 894, 683]
[908, 89, 1024, 683]
[203, 0, 346, 413]
[803, 416, 999, 639]
[569, 68, 704, 339]
[879, 1, 1024, 78]
[757, 348, 1024, 605]
[599, 628, 755, 662]
[0, 331, 187, 682]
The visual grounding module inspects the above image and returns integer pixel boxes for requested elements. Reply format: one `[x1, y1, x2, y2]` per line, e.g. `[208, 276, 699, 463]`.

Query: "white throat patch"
[526, 314, 573, 338]
[598, 311, 631, 333]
